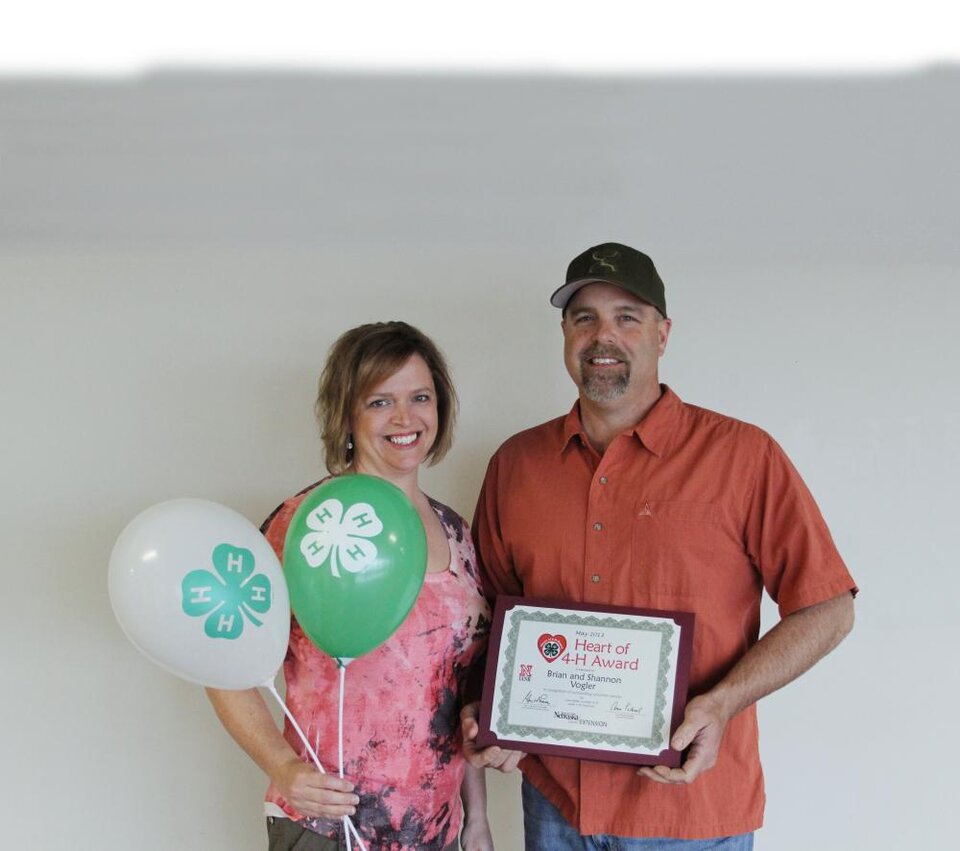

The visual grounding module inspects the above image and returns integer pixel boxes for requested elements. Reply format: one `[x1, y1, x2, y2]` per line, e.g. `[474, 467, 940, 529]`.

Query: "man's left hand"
[637, 693, 728, 785]
[638, 592, 855, 785]
[460, 701, 525, 772]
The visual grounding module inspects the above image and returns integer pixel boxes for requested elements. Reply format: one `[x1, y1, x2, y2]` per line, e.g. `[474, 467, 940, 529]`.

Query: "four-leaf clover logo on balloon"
[299, 498, 384, 578]
[181, 543, 272, 640]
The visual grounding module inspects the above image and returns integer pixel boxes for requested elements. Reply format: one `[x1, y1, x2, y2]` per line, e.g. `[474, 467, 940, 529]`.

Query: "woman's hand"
[205, 688, 360, 820]
[274, 758, 360, 819]
[460, 814, 495, 851]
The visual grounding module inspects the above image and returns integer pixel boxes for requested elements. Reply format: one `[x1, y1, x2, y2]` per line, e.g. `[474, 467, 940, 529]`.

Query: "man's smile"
[581, 345, 628, 369]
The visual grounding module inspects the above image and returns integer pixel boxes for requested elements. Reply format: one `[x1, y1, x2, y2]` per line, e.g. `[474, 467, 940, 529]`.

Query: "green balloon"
[282, 474, 427, 662]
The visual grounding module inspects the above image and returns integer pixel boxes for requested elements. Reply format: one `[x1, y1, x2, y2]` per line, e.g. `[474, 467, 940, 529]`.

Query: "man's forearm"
[640, 591, 854, 784]
[706, 591, 855, 721]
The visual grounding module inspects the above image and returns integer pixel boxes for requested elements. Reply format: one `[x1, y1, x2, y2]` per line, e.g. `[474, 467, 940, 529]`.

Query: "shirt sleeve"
[260, 499, 298, 562]
[472, 449, 525, 600]
[743, 435, 858, 617]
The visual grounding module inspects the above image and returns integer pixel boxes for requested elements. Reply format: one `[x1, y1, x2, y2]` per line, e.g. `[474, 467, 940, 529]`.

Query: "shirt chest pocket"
[631, 500, 724, 600]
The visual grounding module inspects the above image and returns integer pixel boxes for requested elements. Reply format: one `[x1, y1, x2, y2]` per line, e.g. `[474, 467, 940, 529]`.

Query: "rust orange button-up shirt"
[473, 387, 856, 839]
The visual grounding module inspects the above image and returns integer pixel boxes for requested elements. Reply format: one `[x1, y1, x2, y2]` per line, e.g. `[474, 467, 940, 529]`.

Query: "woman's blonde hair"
[316, 321, 458, 475]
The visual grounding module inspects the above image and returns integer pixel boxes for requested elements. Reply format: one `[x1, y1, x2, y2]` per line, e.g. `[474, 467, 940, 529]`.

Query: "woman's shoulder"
[259, 478, 328, 551]
[427, 496, 487, 587]
[426, 496, 469, 544]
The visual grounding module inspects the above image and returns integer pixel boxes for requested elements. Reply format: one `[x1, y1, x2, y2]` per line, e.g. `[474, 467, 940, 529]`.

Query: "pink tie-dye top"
[261, 483, 490, 851]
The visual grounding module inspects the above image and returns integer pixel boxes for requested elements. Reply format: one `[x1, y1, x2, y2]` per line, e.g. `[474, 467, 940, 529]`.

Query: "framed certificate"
[477, 596, 694, 767]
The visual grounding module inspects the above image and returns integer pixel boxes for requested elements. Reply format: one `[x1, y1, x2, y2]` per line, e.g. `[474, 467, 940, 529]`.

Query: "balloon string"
[263, 680, 329, 774]
[262, 678, 367, 851]
[338, 663, 346, 780]
[339, 662, 352, 851]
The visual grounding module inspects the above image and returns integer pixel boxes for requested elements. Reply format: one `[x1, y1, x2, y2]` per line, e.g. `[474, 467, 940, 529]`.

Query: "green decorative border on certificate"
[494, 608, 675, 750]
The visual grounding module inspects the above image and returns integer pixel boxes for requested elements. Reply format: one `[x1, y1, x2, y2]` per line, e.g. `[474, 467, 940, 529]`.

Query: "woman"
[207, 322, 493, 851]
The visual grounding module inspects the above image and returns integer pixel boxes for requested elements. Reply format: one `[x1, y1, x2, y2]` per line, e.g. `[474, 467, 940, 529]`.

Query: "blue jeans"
[521, 777, 754, 851]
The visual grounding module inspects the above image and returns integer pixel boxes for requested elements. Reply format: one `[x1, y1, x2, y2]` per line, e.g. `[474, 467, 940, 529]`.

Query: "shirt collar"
[560, 385, 683, 458]
[560, 402, 586, 452]
[630, 385, 682, 457]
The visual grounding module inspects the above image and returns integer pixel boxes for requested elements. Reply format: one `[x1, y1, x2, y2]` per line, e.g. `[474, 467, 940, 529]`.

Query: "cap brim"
[549, 277, 611, 308]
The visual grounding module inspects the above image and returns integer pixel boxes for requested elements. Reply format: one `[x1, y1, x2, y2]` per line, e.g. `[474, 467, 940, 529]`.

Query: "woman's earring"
[347, 437, 354, 451]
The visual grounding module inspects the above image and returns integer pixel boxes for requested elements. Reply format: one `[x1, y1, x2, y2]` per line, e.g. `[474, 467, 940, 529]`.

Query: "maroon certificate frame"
[476, 596, 694, 767]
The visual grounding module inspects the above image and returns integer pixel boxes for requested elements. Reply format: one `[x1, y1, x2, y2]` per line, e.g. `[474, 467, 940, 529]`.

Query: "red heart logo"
[537, 633, 567, 663]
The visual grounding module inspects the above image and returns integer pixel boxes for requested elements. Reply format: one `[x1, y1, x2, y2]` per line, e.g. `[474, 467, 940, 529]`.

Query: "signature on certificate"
[610, 700, 642, 713]
[522, 691, 551, 706]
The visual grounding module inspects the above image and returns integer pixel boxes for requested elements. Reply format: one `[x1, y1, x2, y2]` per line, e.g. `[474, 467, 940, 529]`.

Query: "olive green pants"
[266, 816, 460, 851]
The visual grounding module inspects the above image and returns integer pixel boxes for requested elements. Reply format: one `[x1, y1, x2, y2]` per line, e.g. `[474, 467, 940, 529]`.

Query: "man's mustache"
[580, 344, 628, 363]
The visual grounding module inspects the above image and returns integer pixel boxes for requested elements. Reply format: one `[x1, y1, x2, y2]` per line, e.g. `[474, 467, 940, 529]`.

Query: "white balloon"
[108, 499, 290, 690]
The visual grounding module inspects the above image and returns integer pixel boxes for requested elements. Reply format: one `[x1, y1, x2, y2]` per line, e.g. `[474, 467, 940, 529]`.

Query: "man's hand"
[637, 693, 728, 785]
[460, 701, 524, 772]
[274, 758, 360, 818]
[639, 593, 855, 785]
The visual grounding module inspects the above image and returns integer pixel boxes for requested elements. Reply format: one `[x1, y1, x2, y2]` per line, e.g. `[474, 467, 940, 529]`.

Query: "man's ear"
[658, 318, 673, 356]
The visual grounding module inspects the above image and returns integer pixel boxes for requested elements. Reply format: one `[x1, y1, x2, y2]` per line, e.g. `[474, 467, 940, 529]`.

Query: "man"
[462, 242, 856, 849]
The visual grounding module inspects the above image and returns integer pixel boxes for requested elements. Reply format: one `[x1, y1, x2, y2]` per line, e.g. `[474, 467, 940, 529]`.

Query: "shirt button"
[593, 522, 603, 531]
[591, 574, 601, 583]
[599, 476, 608, 485]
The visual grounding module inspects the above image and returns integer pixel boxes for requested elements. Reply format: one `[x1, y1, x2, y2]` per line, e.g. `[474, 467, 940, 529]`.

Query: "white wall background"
[1, 69, 957, 850]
